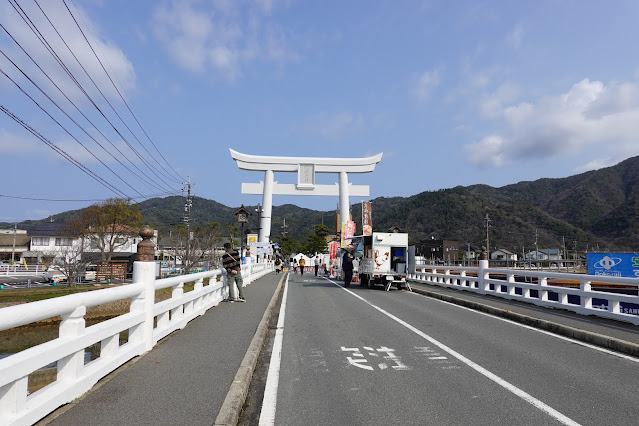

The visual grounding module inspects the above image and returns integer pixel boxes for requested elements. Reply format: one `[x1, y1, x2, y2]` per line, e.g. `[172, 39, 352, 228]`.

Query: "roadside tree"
[69, 198, 144, 261]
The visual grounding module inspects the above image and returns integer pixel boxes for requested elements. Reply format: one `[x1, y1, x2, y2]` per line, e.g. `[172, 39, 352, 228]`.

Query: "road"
[246, 272, 639, 426]
[0, 274, 52, 290]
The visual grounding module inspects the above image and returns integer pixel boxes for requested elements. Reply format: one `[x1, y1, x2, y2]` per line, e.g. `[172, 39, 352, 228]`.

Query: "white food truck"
[355, 232, 411, 291]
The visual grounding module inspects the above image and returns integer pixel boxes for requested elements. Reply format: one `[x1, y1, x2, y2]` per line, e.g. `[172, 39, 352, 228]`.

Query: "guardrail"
[409, 260, 639, 326]
[0, 265, 45, 275]
[0, 260, 273, 426]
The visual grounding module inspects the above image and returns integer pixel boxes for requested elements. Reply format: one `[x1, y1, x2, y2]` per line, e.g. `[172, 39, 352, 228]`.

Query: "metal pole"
[11, 223, 17, 264]
[240, 222, 244, 263]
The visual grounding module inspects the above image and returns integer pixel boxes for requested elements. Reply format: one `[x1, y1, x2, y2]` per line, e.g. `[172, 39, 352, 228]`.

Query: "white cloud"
[296, 111, 365, 141]
[573, 157, 616, 174]
[152, 0, 297, 82]
[0, 1, 135, 103]
[463, 78, 639, 168]
[320, 112, 364, 140]
[479, 83, 520, 118]
[506, 24, 525, 49]
[0, 129, 40, 154]
[415, 70, 440, 101]
[463, 135, 507, 168]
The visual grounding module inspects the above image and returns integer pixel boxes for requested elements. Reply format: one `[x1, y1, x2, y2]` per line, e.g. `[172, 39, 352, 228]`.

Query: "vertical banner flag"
[341, 220, 356, 248]
[362, 201, 372, 236]
[329, 241, 339, 259]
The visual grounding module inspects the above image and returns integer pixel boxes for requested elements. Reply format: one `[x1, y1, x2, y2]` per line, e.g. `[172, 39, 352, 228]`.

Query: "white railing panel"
[0, 261, 274, 425]
[411, 262, 639, 325]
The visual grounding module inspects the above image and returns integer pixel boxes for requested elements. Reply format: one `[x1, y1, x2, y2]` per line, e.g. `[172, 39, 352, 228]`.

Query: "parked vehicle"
[83, 265, 97, 281]
[357, 232, 410, 291]
[43, 266, 66, 283]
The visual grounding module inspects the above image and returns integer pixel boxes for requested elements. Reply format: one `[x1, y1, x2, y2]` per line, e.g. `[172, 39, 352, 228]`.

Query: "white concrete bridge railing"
[0, 261, 273, 426]
[409, 260, 639, 326]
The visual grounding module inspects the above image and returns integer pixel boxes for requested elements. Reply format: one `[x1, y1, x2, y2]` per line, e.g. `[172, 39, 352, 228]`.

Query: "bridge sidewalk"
[41, 272, 284, 426]
[409, 281, 639, 352]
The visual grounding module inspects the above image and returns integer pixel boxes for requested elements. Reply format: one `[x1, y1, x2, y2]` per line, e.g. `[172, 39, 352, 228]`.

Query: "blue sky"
[2, 0, 639, 222]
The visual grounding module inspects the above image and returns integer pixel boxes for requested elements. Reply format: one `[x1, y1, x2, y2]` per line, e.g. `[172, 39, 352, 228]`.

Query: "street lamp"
[234, 205, 251, 263]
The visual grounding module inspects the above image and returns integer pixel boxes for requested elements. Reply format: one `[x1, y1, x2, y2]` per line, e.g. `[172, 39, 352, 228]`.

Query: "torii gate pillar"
[230, 150, 382, 243]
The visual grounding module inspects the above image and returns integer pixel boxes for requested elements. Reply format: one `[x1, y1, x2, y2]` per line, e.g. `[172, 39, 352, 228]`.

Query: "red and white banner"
[329, 241, 339, 259]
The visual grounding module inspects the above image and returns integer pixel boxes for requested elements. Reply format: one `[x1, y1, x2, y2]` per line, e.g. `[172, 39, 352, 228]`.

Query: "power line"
[0, 104, 128, 198]
[0, 62, 143, 197]
[0, 26, 170, 194]
[0, 191, 182, 202]
[65, 0, 186, 184]
[12, 0, 179, 191]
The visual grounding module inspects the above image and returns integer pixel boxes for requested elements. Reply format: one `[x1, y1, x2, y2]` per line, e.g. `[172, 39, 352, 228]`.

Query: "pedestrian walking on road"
[222, 243, 246, 302]
[274, 256, 282, 274]
[299, 257, 306, 276]
[314, 255, 320, 276]
[342, 250, 354, 287]
[292, 259, 298, 274]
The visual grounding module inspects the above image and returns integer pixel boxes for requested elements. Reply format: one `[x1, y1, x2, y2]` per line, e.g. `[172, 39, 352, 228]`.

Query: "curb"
[410, 285, 639, 358]
[214, 272, 287, 426]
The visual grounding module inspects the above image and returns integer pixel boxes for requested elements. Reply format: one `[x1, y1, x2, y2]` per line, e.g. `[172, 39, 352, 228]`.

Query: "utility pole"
[281, 217, 288, 237]
[183, 177, 193, 273]
[484, 214, 491, 255]
[534, 229, 539, 270]
[255, 203, 262, 237]
[11, 223, 17, 264]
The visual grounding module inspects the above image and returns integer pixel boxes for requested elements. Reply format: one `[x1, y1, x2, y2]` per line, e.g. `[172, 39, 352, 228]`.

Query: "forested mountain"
[5, 156, 638, 252]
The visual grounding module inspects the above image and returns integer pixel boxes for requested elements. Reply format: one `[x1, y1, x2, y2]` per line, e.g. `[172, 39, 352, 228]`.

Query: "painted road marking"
[259, 274, 289, 426]
[408, 291, 639, 364]
[341, 346, 411, 371]
[326, 277, 581, 426]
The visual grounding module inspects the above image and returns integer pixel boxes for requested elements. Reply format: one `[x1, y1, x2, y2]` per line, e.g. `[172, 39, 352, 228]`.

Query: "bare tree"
[70, 198, 144, 261]
[171, 222, 223, 273]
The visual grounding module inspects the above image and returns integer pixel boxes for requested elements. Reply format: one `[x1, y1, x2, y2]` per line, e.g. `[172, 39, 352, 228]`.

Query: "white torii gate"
[230, 149, 383, 243]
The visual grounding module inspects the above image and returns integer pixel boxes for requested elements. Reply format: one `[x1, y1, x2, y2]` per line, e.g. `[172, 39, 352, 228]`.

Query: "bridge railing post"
[478, 246, 489, 293]
[131, 226, 157, 353]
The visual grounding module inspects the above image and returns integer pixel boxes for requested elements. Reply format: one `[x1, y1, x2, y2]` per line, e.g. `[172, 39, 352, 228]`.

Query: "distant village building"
[0, 229, 30, 262]
[415, 239, 459, 264]
[21, 223, 157, 265]
[490, 248, 518, 262]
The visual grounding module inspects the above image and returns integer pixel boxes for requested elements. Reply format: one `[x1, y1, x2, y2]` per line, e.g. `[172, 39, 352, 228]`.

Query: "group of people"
[290, 255, 324, 276]
[223, 242, 356, 303]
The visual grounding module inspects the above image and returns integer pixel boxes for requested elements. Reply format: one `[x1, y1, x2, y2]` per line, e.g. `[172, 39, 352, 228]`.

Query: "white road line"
[259, 274, 290, 426]
[408, 290, 639, 363]
[326, 278, 581, 426]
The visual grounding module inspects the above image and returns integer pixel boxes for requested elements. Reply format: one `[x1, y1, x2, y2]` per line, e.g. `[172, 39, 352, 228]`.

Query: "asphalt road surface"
[245, 272, 639, 426]
[0, 274, 52, 290]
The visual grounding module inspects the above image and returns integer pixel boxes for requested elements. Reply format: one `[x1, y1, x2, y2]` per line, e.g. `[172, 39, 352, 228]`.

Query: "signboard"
[362, 201, 372, 236]
[341, 220, 356, 248]
[247, 233, 258, 246]
[587, 253, 639, 278]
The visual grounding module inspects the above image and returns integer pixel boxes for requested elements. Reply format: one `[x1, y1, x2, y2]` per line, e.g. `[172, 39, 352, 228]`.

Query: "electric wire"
[13, 0, 179, 191]
[39, 0, 185, 186]
[0, 65, 142, 197]
[67, 0, 186, 184]
[0, 24, 169, 194]
[0, 191, 182, 202]
[1, 1, 188, 202]
[0, 104, 128, 198]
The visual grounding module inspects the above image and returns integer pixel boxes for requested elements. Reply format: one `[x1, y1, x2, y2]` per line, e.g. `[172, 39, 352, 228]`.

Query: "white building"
[491, 248, 518, 262]
[24, 223, 157, 265]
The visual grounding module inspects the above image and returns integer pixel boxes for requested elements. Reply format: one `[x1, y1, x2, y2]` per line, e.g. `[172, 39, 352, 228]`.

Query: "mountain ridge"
[4, 156, 638, 252]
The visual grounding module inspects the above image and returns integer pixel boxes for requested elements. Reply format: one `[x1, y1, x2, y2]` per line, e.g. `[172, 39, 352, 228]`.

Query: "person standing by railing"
[222, 243, 246, 302]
